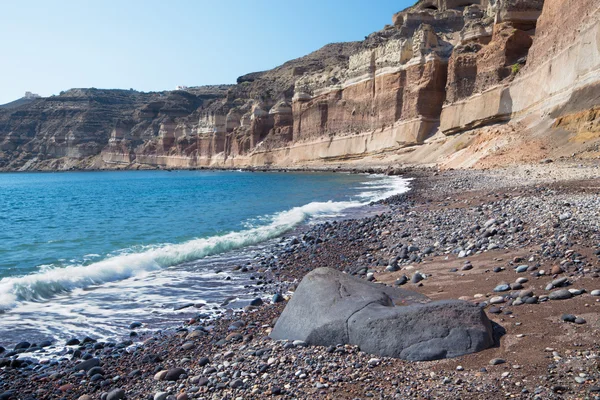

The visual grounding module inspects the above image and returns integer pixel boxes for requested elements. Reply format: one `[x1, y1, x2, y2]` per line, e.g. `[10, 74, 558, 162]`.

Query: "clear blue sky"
[0, 0, 414, 104]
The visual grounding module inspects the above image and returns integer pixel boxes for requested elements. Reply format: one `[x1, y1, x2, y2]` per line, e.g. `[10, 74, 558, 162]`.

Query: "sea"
[0, 170, 409, 348]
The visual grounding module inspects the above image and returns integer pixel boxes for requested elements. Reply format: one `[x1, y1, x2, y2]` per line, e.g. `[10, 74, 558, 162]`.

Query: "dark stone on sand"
[198, 357, 210, 367]
[106, 389, 126, 400]
[524, 296, 538, 304]
[73, 358, 100, 372]
[66, 338, 80, 346]
[493, 267, 502, 273]
[488, 307, 502, 314]
[551, 277, 569, 287]
[165, 367, 187, 381]
[270, 268, 494, 361]
[549, 289, 572, 300]
[87, 366, 104, 377]
[272, 293, 284, 303]
[411, 273, 424, 284]
[561, 314, 576, 322]
[250, 298, 263, 307]
[229, 379, 243, 389]
[395, 275, 408, 286]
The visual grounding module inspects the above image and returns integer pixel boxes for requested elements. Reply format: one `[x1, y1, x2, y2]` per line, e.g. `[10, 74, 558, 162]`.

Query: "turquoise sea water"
[0, 170, 409, 345]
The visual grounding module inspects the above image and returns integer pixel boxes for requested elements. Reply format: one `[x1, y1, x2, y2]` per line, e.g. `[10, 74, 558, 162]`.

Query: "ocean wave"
[0, 175, 409, 310]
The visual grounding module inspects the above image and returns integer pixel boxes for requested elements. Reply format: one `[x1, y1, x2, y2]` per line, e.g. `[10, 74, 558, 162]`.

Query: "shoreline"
[0, 172, 403, 348]
[0, 160, 416, 176]
[2, 163, 600, 399]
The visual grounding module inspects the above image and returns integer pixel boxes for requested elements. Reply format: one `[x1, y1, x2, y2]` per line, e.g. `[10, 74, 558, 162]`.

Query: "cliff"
[1, 0, 599, 171]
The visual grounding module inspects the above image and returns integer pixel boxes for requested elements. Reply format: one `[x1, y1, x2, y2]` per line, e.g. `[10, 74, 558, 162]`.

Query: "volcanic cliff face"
[1, 0, 599, 171]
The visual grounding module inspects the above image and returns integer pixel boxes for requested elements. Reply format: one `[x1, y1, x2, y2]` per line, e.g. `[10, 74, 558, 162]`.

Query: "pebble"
[198, 357, 210, 367]
[59, 384, 73, 392]
[561, 314, 576, 322]
[74, 358, 100, 372]
[489, 296, 505, 304]
[515, 265, 529, 273]
[510, 282, 523, 290]
[106, 389, 126, 400]
[549, 289, 572, 300]
[489, 358, 506, 366]
[249, 298, 263, 306]
[551, 265, 563, 275]
[230, 379, 243, 388]
[552, 277, 569, 287]
[386, 264, 400, 272]
[154, 370, 168, 381]
[591, 289, 600, 296]
[494, 284, 510, 292]
[129, 321, 142, 329]
[154, 393, 169, 400]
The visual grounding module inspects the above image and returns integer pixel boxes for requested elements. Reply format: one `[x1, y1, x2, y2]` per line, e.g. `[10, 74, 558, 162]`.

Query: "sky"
[0, 0, 414, 105]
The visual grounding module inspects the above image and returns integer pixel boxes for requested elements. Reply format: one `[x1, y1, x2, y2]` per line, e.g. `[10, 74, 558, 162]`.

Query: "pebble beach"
[2, 161, 600, 400]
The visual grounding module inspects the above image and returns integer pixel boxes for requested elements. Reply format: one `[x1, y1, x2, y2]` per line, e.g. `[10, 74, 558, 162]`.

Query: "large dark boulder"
[270, 268, 494, 361]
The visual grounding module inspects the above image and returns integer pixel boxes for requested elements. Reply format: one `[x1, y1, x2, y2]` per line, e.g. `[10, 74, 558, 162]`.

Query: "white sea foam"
[0, 175, 409, 310]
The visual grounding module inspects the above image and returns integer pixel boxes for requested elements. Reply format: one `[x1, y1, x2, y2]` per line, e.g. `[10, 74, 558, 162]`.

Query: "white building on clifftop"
[24, 91, 41, 99]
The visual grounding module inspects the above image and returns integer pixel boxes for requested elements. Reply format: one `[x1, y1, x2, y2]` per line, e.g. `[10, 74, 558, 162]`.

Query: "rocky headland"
[1, 0, 599, 171]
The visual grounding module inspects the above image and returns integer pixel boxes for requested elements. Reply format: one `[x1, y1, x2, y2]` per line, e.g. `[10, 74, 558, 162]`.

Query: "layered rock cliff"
[1, 0, 599, 171]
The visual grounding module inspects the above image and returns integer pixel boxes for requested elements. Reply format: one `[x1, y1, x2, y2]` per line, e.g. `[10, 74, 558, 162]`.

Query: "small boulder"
[270, 268, 494, 361]
[165, 367, 187, 381]
[106, 389, 126, 400]
[549, 289, 572, 300]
